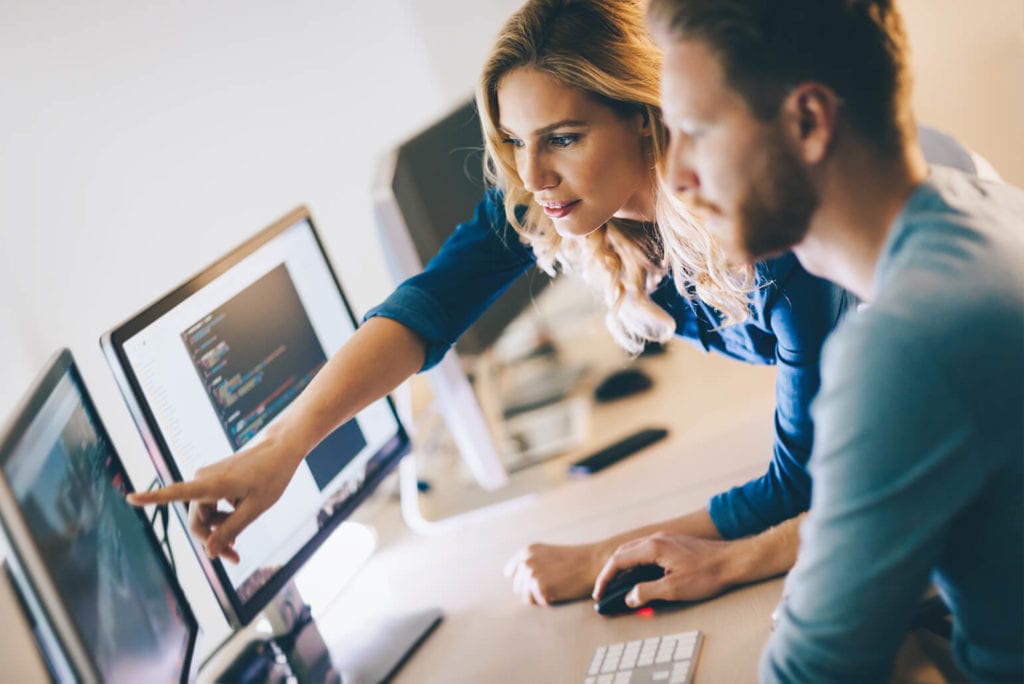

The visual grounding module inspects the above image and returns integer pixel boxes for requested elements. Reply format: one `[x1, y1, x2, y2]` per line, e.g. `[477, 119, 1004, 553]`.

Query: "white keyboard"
[583, 630, 703, 684]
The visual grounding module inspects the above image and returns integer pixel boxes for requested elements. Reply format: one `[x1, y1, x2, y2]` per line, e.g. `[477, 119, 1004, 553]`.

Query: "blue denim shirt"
[366, 189, 850, 539]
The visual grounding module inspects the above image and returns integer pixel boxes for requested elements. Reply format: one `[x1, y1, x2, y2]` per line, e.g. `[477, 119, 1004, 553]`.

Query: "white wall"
[0, 0, 516, 468]
[0, 0, 1020, 663]
[0, 0, 523, 655]
[902, 0, 1024, 185]
[1, 0, 1021, 456]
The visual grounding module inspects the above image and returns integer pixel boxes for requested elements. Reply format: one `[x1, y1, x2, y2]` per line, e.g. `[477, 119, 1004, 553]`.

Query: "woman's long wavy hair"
[477, 0, 754, 354]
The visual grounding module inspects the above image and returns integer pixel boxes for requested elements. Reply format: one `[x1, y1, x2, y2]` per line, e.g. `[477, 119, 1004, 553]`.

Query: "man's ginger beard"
[737, 125, 820, 262]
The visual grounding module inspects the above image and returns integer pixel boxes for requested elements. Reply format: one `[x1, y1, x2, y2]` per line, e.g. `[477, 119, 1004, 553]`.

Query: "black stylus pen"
[567, 427, 669, 478]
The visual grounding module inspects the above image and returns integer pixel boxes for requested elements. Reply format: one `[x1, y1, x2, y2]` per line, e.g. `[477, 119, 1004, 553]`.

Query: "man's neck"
[794, 134, 929, 301]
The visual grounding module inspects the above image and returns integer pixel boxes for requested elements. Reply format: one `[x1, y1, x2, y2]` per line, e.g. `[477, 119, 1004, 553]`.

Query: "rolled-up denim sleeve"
[364, 189, 538, 371]
[708, 261, 851, 539]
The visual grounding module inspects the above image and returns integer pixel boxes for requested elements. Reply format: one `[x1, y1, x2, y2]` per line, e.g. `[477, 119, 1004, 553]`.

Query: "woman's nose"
[519, 150, 557, 193]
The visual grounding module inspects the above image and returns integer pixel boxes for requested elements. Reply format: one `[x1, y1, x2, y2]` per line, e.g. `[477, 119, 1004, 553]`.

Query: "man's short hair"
[647, 0, 914, 153]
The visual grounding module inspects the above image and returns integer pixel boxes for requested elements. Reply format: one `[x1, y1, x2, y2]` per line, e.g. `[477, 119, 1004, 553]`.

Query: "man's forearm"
[598, 509, 804, 589]
[593, 507, 724, 559]
[719, 514, 803, 587]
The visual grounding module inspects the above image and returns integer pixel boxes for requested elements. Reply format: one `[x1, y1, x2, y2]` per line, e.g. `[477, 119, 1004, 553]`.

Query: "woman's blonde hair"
[477, 0, 754, 353]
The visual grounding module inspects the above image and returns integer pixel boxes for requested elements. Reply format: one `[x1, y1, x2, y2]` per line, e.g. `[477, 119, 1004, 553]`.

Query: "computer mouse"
[595, 564, 665, 615]
[594, 368, 653, 403]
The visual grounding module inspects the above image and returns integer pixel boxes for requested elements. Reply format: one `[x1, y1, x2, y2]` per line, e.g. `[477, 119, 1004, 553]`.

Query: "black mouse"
[594, 368, 653, 403]
[595, 564, 665, 615]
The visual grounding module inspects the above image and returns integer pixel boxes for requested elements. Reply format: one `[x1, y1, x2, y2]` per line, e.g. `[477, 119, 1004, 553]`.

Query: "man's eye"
[502, 137, 524, 149]
[549, 133, 579, 148]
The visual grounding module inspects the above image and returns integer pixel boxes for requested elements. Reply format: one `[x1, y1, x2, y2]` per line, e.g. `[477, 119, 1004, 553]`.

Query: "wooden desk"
[312, 339, 785, 683]
[314, 332, 952, 684]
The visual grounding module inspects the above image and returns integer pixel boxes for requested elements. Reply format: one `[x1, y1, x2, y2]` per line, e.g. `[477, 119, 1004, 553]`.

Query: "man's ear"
[780, 83, 840, 165]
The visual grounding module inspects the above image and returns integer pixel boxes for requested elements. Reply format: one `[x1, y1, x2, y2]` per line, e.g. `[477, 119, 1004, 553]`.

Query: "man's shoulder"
[880, 170, 1024, 325]
[898, 167, 1024, 242]
[821, 302, 926, 379]
[824, 241, 1022, 417]
[821, 288, 975, 401]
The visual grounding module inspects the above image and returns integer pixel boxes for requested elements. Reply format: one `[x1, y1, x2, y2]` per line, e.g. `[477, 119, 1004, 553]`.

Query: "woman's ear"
[780, 83, 840, 165]
[637, 107, 653, 137]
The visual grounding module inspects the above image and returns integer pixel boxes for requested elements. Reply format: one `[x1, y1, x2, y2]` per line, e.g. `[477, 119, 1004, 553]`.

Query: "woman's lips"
[540, 199, 581, 219]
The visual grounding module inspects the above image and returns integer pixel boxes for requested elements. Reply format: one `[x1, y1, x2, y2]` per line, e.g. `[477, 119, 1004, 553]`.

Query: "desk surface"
[0, 319, 948, 681]
[331, 462, 784, 684]
[323, 330, 950, 684]
[313, 336, 785, 683]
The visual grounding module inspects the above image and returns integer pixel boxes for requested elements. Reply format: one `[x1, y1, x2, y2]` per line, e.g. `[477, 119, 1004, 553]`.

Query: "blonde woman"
[131, 0, 852, 605]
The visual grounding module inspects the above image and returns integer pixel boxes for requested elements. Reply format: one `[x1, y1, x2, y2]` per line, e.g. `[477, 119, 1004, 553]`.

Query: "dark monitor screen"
[387, 99, 548, 357]
[100, 206, 411, 626]
[0, 349, 200, 683]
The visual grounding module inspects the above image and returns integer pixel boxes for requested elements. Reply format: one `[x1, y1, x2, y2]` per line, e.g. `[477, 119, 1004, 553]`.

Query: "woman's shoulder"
[754, 252, 802, 286]
[751, 252, 853, 345]
[755, 252, 850, 303]
[482, 186, 531, 229]
[482, 186, 506, 222]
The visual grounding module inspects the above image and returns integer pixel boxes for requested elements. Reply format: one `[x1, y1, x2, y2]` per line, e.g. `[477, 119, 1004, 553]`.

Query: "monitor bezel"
[0, 348, 202, 684]
[100, 205, 412, 627]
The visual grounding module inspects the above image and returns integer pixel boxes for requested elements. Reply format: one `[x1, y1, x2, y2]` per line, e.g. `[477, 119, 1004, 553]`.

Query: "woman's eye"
[502, 137, 524, 149]
[548, 133, 579, 148]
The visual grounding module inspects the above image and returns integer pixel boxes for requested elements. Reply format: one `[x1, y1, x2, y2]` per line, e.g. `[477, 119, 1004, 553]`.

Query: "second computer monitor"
[101, 206, 411, 626]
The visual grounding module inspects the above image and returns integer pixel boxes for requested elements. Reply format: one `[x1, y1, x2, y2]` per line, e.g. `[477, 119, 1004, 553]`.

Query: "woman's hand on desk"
[504, 542, 609, 605]
[127, 430, 302, 564]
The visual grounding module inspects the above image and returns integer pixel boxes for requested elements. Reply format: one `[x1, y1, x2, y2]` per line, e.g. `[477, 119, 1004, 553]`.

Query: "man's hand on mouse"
[593, 532, 740, 609]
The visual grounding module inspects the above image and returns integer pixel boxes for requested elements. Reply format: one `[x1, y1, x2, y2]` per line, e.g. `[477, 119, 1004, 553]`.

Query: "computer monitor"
[0, 349, 201, 683]
[99, 206, 415, 633]
[373, 98, 551, 490]
[379, 98, 549, 357]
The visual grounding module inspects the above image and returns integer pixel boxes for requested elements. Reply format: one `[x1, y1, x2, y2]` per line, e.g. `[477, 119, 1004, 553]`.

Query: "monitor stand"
[262, 580, 442, 683]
